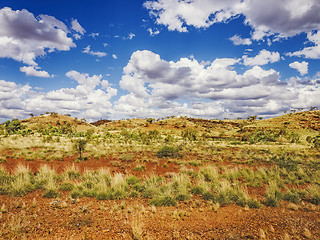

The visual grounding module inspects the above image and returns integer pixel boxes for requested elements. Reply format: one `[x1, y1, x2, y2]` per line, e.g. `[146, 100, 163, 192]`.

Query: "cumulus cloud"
[242, 50, 280, 66]
[0, 71, 117, 121]
[71, 19, 86, 35]
[115, 50, 320, 119]
[229, 35, 252, 45]
[144, 0, 320, 39]
[82, 45, 107, 57]
[0, 7, 75, 66]
[112, 54, 118, 59]
[288, 31, 320, 59]
[20, 66, 52, 78]
[289, 61, 308, 76]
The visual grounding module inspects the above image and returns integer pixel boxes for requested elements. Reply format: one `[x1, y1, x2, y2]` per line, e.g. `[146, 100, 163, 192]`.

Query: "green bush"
[59, 182, 75, 191]
[95, 189, 113, 200]
[43, 189, 59, 198]
[126, 176, 140, 185]
[4, 119, 24, 134]
[264, 182, 283, 207]
[283, 190, 301, 203]
[191, 186, 205, 195]
[306, 135, 320, 149]
[134, 165, 146, 171]
[246, 199, 262, 208]
[150, 196, 177, 206]
[156, 146, 182, 158]
[181, 128, 197, 141]
[70, 189, 83, 199]
[202, 192, 215, 201]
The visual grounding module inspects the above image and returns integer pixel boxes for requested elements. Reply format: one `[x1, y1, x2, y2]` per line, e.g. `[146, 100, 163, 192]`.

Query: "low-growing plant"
[59, 182, 75, 191]
[283, 189, 301, 203]
[264, 181, 283, 207]
[150, 195, 177, 206]
[126, 176, 140, 185]
[156, 145, 182, 158]
[134, 165, 146, 171]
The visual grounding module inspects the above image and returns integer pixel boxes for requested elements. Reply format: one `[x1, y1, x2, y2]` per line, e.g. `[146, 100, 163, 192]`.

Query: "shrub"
[181, 128, 197, 141]
[202, 191, 215, 201]
[306, 185, 320, 205]
[134, 165, 146, 171]
[272, 154, 298, 171]
[191, 186, 205, 195]
[70, 189, 83, 199]
[264, 182, 283, 207]
[4, 119, 24, 134]
[156, 146, 182, 158]
[95, 189, 113, 200]
[283, 190, 301, 203]
[306, 135, 320, 149]
[126, 176, 140, 185]
[59, 182, 75, 191]
[150, 196, 177, 206]
[43, 189, 59, 198]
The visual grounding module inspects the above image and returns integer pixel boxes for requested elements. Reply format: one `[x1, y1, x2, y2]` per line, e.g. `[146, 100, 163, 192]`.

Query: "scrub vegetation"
[0, 110, 319, 239]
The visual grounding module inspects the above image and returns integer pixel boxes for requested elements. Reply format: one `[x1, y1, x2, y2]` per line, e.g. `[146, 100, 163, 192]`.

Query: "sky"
[0, 0, 320, 122]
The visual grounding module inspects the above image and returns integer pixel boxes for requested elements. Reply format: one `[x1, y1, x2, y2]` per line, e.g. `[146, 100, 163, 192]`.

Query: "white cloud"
[89, 32, 99, 38]
[112, 54, 118, 59]
[229, 35, 252, 45]
[289, 61, 308, 76]
[20, 66, 52, 78]
[147, 28, 160, 36]
[114, 50, 320, 119]
[71, 19, 85, 35]
[82, 45, 107, 57]
[288, 31, 320, 59]
[242, 50, 280, 66]
[0, 7, 75, 66]
[127, 33, 135, 40]
[144, 0, 320, 40]
[0, 71, 117, 121]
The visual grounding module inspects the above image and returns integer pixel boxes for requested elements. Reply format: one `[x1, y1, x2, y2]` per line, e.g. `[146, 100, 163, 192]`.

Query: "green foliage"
[306, 135, 320, 149]
[272, 154, 298, 171]
[150, 196, 177, 206]
[306, 185, 320, 205]
[126, 176, 140, 185]
[156, 145, 182, 158]
[70, 189, 83, 199]
[134, 165, 146, 171]
[43, 189, 59, 198]
[59, 182, 75, 191]
[181, 128, 197, 141]
[242, 130, 279, 143]
[264, 182, 283, 207]
[286, 132, 300, 143]
[146, 118, 154, 125]
[283, 190, 301, 203]
[73, 138, 88, 159]
[4, 119, 24, 134]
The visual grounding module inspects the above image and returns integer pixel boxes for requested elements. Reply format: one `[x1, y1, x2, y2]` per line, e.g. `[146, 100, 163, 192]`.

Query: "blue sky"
[0, 0, 319, 122]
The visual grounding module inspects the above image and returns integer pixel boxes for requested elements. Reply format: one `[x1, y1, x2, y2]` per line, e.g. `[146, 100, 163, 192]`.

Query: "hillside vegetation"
[0, 110, 319, 239]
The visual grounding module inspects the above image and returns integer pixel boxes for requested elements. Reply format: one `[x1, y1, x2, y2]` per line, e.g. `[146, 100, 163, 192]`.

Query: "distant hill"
[21, 113, 94, 132]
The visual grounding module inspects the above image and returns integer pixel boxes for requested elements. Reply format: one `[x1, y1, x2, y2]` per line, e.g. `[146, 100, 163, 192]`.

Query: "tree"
[73, 138, 88, 160]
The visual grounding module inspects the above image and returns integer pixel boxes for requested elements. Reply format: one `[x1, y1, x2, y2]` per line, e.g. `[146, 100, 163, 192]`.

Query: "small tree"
[73, 138, 88, 160]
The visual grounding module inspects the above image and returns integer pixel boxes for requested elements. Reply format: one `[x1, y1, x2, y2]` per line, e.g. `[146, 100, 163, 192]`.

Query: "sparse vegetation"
[0, 111, 319, 239]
